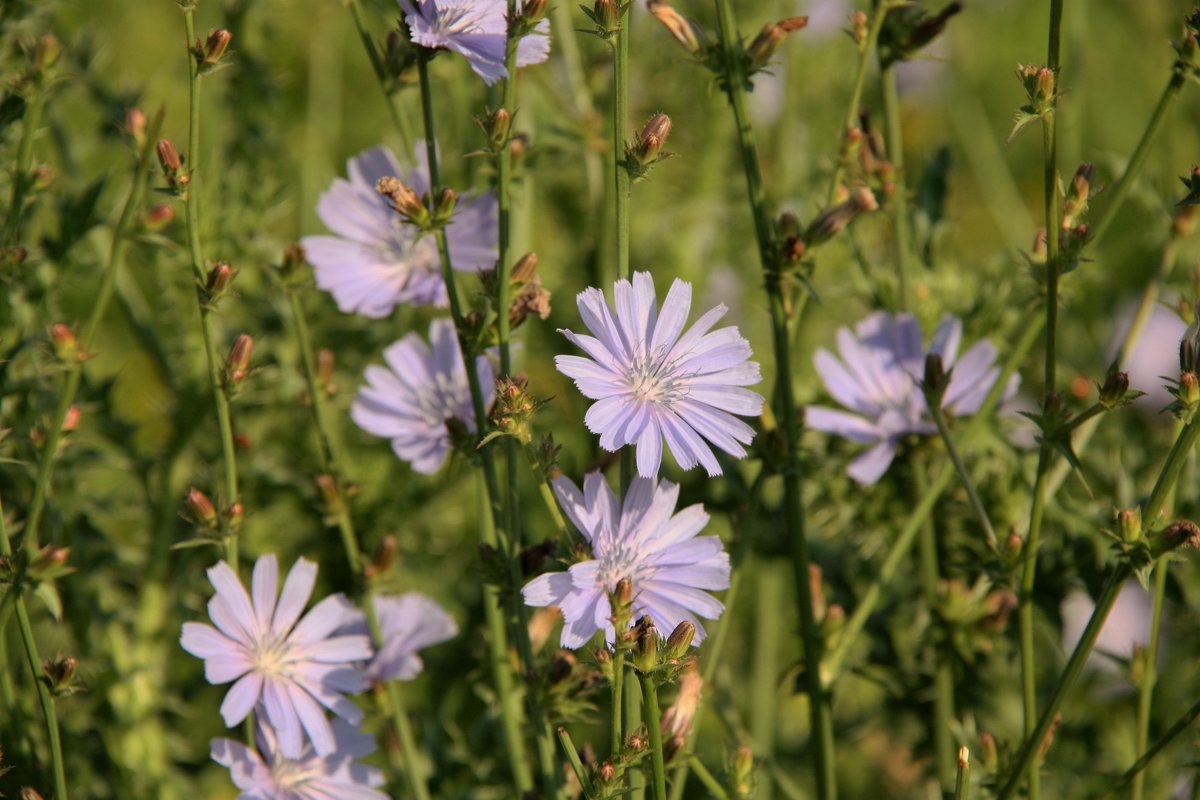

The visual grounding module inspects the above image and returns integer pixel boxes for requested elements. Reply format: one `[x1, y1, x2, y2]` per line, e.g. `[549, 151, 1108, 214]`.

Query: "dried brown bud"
[648, 1, 703, 54]
[44, 656, 77, 692]
[747, 17, 807, 68]
[203, 29, 233, 65]
[376, 176, 428, 225]
[593, 0, 620, 32]
[512, 251, 539, 283]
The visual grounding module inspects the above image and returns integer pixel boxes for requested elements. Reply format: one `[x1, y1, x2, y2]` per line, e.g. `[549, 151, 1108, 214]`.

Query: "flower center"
[251, 634, 290, 679]
[625, 347, 686, 406]
[430, 2, 490, 35]
[596, 538, 648, 592]
[270, 752, 321, 790]
[382, 222, 439, 281]
[416, 371, 468, 431]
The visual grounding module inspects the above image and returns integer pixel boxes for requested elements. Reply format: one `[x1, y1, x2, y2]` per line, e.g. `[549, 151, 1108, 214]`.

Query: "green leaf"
[34, 581, 63, 621]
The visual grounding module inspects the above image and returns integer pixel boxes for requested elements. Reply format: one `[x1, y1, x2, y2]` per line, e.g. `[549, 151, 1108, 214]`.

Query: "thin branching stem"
[0, 496, 67, 799]
[20, 112, 162, 553]
[709, 0, 834, 796]
[880, 63, 910, 310]
[927, 401, 998, 549]
[1115, 696, 1200, 794]
[182, 7, 241, 570]
[3, 59, 48, 245]
[826, 2, 890, 206]
[641, 672, 668, 800]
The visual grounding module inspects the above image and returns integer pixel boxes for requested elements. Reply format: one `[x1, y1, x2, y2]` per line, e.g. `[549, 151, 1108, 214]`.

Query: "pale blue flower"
[401, 0, 551, 85]
[351, 317, 495, 473]
[807, 311, 1016, 484]
[301, 143, 497, 317]
[556, 271, 764, 478]
[180, 555, 372, 759]
[522, 473, 730, 649]
[338, 592, 459, 681]
[211, 718, 386, 800]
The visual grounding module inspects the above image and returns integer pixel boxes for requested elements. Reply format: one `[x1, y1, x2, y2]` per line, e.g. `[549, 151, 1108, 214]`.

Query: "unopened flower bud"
[512, 252, 539, 283]
[477, 107, 512, 149]
[1117, 507, 1142, 544]
[125, 108, 147, 145]
[664, 734, 686, 763]
[226, 501, 245, 531]
[365, 534, 398, 579]
[202, 29, 233, 66]
[1172, 204, 1196, 239]
[20, 788, 45, 800]
[315, 473, 342, 513]
[61, 405, 81, 433]
[158, 139, 187, 190]
[434, 187, 458, 221]
[1035, 67, 1056, 106]
[44, 656, 77, 693]
[848, 10, 868, 46]
[980, 731, 998, 771]
[34, 34, 61, 73]
[596, 761, 617, 784]
[747, 17, 807, 70]
[665, 620, 696, 660]
[633, 615, 658, 672]
[632, 113, 672, 166]
[225, 334, 254, 386]
[1098, 368, 1130, 408]
[594, 0, 620, 33]
[50, 323, 80, 362]
[186, 488, 219, 528]
[1062, 162, 1094, 227]
[521, 0, 547, 25]
[732, 745, 754, 793]
[615, 577, 633, 609]
[648, 1, 704, 54]
[205, 262, 235, 300]
[376, 176, 429, 226]
[804, 187, 878, 245]
[1180, 371, 1200, 406]
[1150, 519, 1200, 559]
[143, 202, 175, 230]
[316, 348, 337, 395]
[279, 242, 306, 279]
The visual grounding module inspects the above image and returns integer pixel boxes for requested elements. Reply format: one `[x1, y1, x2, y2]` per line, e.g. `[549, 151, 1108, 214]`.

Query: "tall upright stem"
[1017, 6, 1064, 797]
[641, 672, 668, 800]
[709, 1, 834, 797]
[880, 63, 910, 309]
[827, 2, 890, 206]
[0, 496, 68, 799]
[183, 8, 241, 570]
[613, 6, 630, 282]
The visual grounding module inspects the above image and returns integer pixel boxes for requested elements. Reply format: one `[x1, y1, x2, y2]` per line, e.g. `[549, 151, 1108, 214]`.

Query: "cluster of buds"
[589, 729, 651, 797]
[582, 0, 628, 40]
[938, 578, 1017, 663]
[624, 113, 673, 182]
[508, 252, 552, 329]
[877, 1, 963, 68]
[1008, 63, 1057, 142]
[375, 176, 456, 231]
[183, 488, 245, 535]
[1174, 10, 1200, 80]
[195, 28, 233, 74]
[157, 138, 189, 194]
[484, 377, 543, 445]
[223, 334, 255, 392]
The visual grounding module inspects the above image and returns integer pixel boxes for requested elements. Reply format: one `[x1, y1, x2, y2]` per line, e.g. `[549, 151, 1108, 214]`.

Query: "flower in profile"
[522, 473, 730, 648]
[807, 311, 1016, 484]
[351, 317, 495, 473]
[211, 718, 386, 800]
[301, 143, 497, 317]
[401, 0, 551, 85]
[556, 271, 764, 477]
[180, 555, 372, 759]
[339, 593, 459, 681]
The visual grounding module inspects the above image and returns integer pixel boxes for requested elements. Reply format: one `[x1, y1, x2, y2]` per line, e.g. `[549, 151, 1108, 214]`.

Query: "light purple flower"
[556, 271, 764, 478]
[807, 311, 1017, 485]
[401, 0, 551, 85]
[180, 555, 372, 759]
[522, 473, 730, 649]
[339, 593, 459, 681]
[351, 317, 495, 474]
[211, 718, 386, 800]
[301, 143, 497, 317]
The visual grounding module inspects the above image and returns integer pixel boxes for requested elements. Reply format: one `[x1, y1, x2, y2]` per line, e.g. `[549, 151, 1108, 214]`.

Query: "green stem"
[1091, 68, 1190, 244]
[0, 496, 67, 799]
[183, 7, 241, 570]
[826, 2, 890, 206]
[20, 112, 162, 552]
[825, 310, 1043, 681]
[927, 399, 999, 550]
[614, 5, 630, 282]
[954, 748, 970, 800]
[641, 672, 668, 800]
[710, 0, 834, 796]
[913, 455, 955, 790]
[1115, 696, 1200, 794]
[1018, 450, 1049, 798]
[751, 560, 785, 800]
[559, 726, 595, 798]
[366, 601, 432, 800]
[689, 756, 731, 800]
[611, 650, 625, 757]
[1131, 561, 1169, 800]
[347, 0, 414, 152]
[880, 62, 910, 310]
[997, 416, 1200, 800]
[3, 68, 47, 245]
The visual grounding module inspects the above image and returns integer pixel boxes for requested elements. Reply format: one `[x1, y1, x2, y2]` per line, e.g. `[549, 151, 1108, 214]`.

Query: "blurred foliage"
[1, 0, 1199, 797]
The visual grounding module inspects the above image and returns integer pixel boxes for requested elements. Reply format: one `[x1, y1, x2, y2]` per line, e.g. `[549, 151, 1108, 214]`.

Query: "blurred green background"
[2, 0, 1200, 797]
